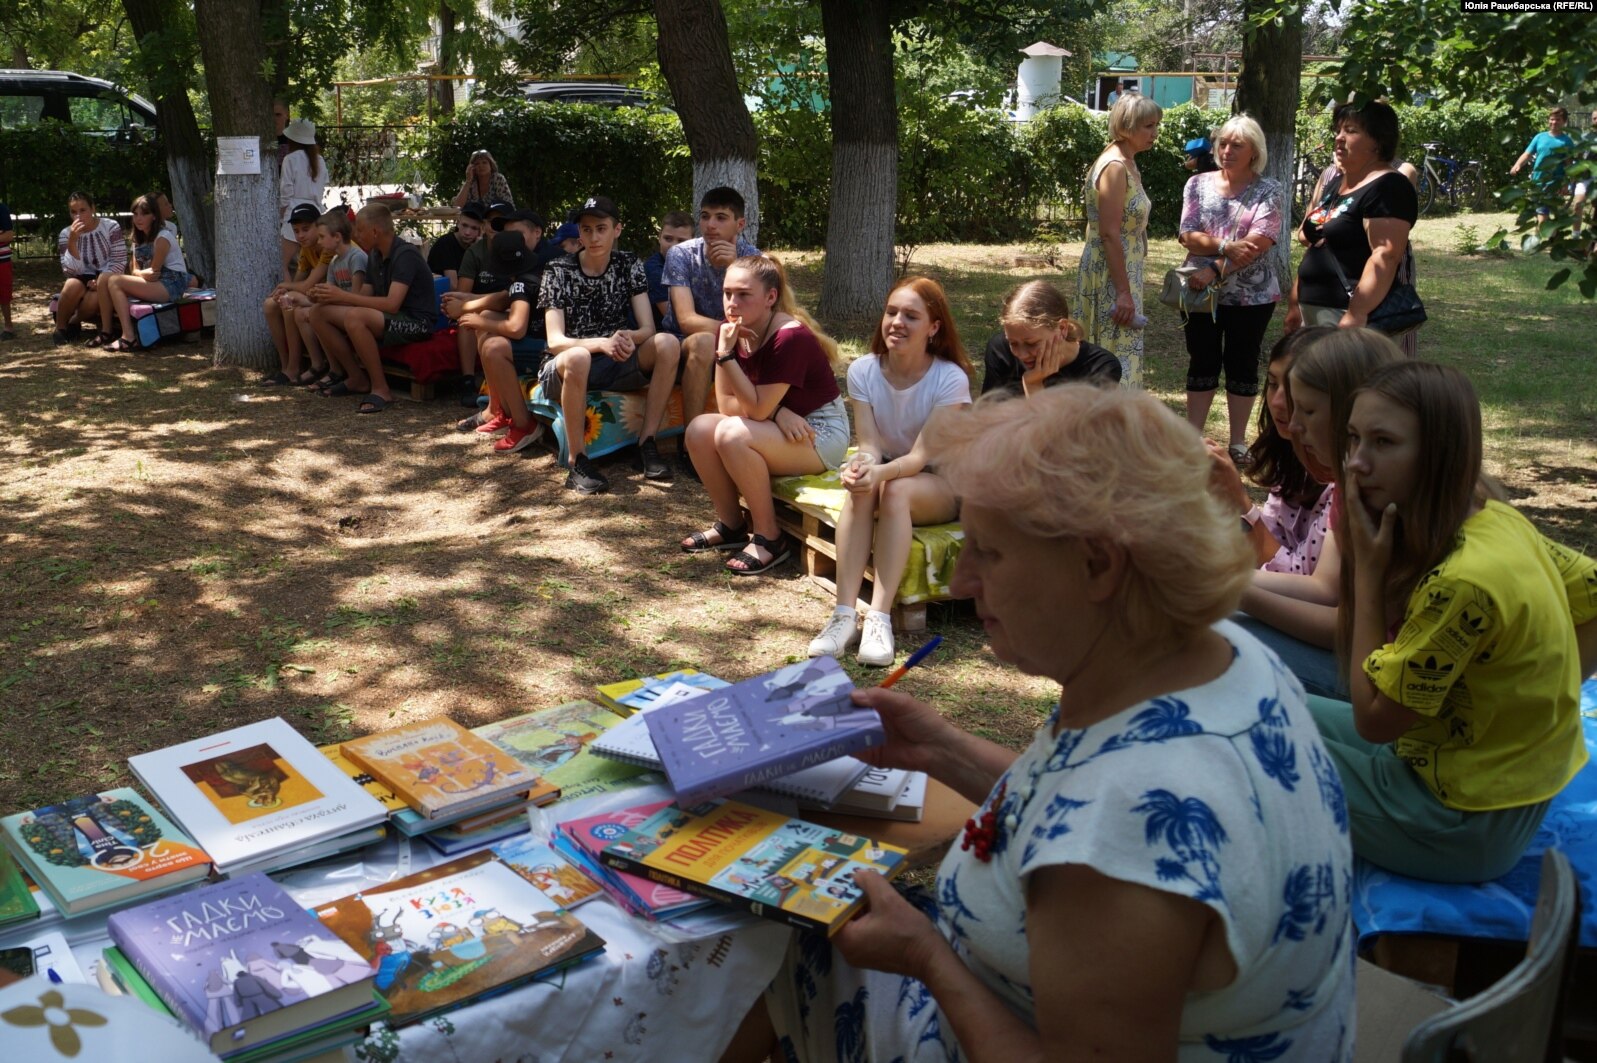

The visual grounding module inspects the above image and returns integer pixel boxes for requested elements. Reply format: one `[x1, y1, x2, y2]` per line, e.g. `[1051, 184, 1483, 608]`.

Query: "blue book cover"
[106, 872, 377, 1056]
[641, 657, 883, 806]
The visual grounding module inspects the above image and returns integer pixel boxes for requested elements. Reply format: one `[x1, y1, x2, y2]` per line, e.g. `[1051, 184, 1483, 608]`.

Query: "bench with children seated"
[46, 287, 216, 349]
[758, 453, 963, 634]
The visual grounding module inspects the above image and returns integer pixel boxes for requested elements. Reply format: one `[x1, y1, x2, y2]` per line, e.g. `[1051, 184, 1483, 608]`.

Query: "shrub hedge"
[0, 125, 165, 236]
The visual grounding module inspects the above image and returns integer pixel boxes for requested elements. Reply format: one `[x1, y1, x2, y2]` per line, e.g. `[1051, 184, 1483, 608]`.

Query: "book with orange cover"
[342, 719, 558, 821]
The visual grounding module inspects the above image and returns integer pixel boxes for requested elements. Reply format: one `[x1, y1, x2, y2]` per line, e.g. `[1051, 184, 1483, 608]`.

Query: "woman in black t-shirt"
[1285, 100, 1418, 337]
[979, 280, 1121, 397]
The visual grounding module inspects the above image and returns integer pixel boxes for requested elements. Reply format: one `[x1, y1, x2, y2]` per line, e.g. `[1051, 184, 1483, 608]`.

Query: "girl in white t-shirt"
[809, 276, 973, 666]
[101, 193, 189, 352]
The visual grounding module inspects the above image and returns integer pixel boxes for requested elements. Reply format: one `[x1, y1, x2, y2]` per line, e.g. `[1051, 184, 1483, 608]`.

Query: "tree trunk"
[193, 0, 279, 370]
[121, 0, 216, 285]
[652, 0, 761, 243]
[818, 0, 896, 327]
[436, 1, 457, 116]
[1235, 0, 1302, 295]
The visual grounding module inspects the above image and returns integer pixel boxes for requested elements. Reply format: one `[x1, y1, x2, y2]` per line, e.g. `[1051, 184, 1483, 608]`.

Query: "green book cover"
[0, 846, 40, 926]
[473, 699, 648, 803]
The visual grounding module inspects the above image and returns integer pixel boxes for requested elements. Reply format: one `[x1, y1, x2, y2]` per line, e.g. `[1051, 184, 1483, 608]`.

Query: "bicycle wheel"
[1452, 165, 1487, 212]
[1416, 168, 1437, 215]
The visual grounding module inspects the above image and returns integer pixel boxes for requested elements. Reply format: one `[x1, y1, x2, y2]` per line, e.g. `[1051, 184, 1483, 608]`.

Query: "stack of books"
[0, 789, 211, 918]
[105, 872, 390, 1061]
[326, 718, 560, 855]
[598, 797, 908, 935]
[553, 800, 713, 920]
[127, 718, 391, 877]
[471, 699, 650, 805]
[594, 668, 729, 715]
[310, 850, 606, 1027]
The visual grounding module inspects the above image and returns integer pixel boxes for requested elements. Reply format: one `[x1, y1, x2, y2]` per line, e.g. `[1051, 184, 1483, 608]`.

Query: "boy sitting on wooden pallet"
[536, 196, 681, 495]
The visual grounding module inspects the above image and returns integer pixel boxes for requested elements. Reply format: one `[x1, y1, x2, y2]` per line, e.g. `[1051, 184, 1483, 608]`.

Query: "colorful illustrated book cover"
[310, 851, 605, 1027]
[595, 669, 729, 716]
[472, 700, 647, 803]
[0, 788, 210, 916]
[106, 872, 377, 1054]
[601, 798, 907, 935]
[643, 657, 883, 806]
[491, 834, 603, 909]
[554, 801, 711, 919]
[0, 845, 39, 926]
[127, 718, 388, 874]
[341, 718, 555, 820]
[318, 744, 408, 814]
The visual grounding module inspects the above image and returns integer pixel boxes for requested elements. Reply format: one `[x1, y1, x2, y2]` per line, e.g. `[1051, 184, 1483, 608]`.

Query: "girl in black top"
[979, 280, 1121, 397]
[1285, 100, 1419, 336]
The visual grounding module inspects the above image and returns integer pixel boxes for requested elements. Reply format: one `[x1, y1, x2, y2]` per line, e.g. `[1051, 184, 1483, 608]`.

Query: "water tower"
[1016, 41, 1071, 120]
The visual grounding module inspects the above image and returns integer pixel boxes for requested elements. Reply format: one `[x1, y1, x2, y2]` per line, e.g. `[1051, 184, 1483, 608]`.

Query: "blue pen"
[46, 967, 62, 984]
[878, 635, 943, 689]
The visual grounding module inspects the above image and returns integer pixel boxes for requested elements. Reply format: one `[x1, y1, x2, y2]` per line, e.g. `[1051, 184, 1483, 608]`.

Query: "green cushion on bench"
[770, 458, 963, 605]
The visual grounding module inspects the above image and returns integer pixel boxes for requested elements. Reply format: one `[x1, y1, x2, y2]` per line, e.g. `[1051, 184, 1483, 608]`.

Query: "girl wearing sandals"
[680, 254, 847, 576]
[99, 193, 188, 352]
[1317, 361, 1596, 882]
[809, 276, 973, 667]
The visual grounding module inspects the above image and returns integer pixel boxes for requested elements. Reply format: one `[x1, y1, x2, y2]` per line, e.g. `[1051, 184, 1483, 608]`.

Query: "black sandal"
[85, 331, 114, 348]
[681, 520, 749, 554]
[725, 533, 791, 577]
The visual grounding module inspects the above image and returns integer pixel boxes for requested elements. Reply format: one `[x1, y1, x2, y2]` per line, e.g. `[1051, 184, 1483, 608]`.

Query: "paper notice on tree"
[216, 136, 262, 175]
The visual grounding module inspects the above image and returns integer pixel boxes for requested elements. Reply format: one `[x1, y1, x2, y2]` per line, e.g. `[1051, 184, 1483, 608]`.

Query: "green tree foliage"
[424, 99, 691, 252]
[0, 126, 164, 233]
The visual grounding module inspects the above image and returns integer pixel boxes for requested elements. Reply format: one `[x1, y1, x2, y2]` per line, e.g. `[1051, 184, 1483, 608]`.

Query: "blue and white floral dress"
[766, 621, 1356, 1062]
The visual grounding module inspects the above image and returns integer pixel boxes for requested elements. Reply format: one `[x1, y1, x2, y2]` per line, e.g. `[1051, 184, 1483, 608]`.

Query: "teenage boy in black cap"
[463, 230, 551, 454]
[537, 195, 680, 494]
[444, 207, 544, 407]
[428, 201, 485, 287]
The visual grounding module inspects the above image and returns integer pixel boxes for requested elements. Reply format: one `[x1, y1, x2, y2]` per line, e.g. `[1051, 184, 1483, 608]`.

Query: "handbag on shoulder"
[1326, 249, 1427, 336]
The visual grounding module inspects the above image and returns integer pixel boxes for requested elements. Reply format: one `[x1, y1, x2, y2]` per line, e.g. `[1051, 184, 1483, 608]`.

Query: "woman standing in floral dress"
[1078, 93, 1161, 387]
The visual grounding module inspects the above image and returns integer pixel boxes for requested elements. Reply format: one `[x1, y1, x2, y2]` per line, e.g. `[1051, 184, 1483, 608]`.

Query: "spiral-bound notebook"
[589, 682, 869, 806]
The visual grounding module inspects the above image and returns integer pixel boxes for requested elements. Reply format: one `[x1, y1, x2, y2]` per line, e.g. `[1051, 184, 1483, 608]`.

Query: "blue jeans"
[1232, 612, 1346, 699]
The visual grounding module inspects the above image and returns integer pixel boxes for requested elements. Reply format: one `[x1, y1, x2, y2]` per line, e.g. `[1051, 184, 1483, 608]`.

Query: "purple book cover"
[642, 656, 883, 806]
[106, 871, 373, 1040]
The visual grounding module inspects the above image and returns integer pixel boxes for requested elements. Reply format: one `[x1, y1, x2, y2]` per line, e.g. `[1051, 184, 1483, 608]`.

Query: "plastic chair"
[1401, 848, 1580, 1063]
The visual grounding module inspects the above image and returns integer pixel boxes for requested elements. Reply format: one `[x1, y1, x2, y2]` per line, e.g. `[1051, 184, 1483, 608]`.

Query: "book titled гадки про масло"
[642, 656, 884, 807]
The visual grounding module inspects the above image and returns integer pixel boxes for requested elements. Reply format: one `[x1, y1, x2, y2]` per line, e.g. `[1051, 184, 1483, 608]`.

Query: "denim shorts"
[158, 268, 187, 303]
[804, 395, 851, 470]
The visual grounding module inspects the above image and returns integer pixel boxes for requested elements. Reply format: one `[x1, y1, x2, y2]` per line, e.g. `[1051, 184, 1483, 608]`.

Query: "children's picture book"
[600, 798, 908, 936]
[594, 668, 730, 716]
[1, 788, 211, 917]
[128, 718, 388, 875]
[421, 812, 532, 857]
[0, 976, 218, 1062]
[0, 845, 39, 928]
[317, 743, 408, 814]
[473, 700, 648, 803]
[341, 718, 557, 820]
[592, 681, 869, 806]
[555, 801, 711, 920]
[106, 871, 379, 1057]
[310, 851, 605, 1027]
[643, 657, 884, 806]
[490, 834, 603, 909]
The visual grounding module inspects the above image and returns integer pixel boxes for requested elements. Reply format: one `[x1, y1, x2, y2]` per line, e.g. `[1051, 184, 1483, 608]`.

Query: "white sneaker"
[808, 607, 859, 658]
[856, 611, 896, 667]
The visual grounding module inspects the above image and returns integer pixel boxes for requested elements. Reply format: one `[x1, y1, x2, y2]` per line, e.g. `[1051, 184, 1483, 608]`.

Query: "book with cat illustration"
[473, 699, 647, 803]
[310, 850, 605, 1027]
[106, 871, 385, 1057]
[490, 833, 603, 909]
[128, 718, 389, 875]
[320, 741, 553, 838]
[643, 656, 884, 806]
[0, 788, 210, 917]
[341, 718, 558, 821]
[600, 798, 907, 935]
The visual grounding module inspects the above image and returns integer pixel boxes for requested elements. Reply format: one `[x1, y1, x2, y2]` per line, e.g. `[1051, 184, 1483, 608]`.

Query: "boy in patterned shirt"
[536, 196, 681, 495]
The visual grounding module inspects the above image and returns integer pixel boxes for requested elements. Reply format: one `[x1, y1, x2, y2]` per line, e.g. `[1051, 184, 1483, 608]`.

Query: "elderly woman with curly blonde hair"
[721, 385, 1356, 1063]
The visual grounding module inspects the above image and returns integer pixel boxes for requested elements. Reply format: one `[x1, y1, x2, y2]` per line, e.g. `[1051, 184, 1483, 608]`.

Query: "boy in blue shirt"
[644, 211, 694, 330]
[1511, 106, 1574, 217]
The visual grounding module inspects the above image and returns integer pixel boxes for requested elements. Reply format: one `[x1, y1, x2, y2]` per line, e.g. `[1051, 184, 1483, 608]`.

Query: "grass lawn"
[0, 209, 1592, 815]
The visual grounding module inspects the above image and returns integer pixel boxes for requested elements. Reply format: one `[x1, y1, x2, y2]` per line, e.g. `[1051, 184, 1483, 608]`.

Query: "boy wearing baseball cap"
[262, 202, 334, 385]
[464, 229, 552, 454]
[537, 195, 680, 494]
[444, 207, 544, 406]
